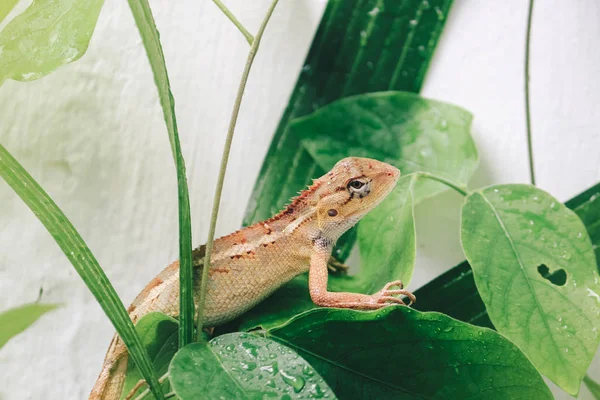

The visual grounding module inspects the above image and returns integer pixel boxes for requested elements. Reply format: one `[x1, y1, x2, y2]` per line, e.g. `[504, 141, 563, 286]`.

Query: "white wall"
[0, 1, 598, 398]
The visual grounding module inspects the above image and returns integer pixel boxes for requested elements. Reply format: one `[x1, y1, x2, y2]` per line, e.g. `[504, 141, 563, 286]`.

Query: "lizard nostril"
[386, 166, 400, 177]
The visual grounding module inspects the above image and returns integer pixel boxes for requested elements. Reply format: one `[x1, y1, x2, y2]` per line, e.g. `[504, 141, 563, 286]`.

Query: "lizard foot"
[374, 280, 416, 306]
[327, 256, 350, 275]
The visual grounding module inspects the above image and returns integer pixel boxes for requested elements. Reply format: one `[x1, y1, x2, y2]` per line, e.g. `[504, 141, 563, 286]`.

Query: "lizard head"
[315, 157, 400, 241]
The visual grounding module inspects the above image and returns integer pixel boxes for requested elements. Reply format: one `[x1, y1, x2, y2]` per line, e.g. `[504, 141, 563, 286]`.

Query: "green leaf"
[169, 332, 336, 399]
[461, 184, 600, 395]
[357, 174, 417, 289]
[127, 0, 194, 347]
[0, 0, 104, 85]
[238, 91, 476, 330]
[296, 92, 476, 201]
[120, 313, 179, 400]
[0, 144, 164, 400]
[0, 0, 19, 24]
[584, 375, 600, 400]
[413, 183, 600, 330]
[0, 303, 58, 348]
[267, 307, 552, 399]
[244, 0, 454, 260]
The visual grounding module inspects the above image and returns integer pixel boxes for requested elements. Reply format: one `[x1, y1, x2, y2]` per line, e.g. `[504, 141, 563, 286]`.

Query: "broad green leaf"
[120, 313, 178, 400]
[267, 307, 552, 399]
[0, 0, 104, 85]
[238, 92, 476, 331]
[244, 0, 455, 262]
[127, 0, 194, 346]
[461, 184, 600, 395]
[0, 0, 19, 24]
[357, 174, 417, 289]
[296, 92, 476, 201]
[584, 375, 600, 399]
[169, 332, 336, 399]
[297, 89, 476, 278]
[0, 303, 58, 348]
[0, 144, 164, 399]
[250, 91, 476, 262]
[413, 182, 600, 329]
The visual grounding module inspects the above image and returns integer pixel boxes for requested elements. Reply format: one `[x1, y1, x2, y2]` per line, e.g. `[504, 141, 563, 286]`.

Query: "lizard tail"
[89, 251, 204, 399]
[89, 334, 129, 400]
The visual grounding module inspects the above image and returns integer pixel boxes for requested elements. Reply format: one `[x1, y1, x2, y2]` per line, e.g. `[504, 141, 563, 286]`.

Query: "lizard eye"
[348, 180, 365, 189]
[347, 179, 371, 197]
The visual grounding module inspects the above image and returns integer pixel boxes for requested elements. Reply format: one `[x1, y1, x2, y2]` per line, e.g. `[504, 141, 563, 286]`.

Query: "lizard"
[89, 157, 416, 399]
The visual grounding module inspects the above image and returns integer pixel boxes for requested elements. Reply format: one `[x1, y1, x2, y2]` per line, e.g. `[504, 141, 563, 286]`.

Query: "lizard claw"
[383, 280, 405, 290]
[375, 280, 416, 306]
[327, 256, 350, 275]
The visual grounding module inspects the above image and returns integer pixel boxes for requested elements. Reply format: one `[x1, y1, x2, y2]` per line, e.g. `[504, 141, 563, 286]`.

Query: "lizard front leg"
[309, 244, 416, 309]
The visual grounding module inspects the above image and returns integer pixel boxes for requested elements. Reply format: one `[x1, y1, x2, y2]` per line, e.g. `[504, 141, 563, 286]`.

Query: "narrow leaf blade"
[0, 144, 164, 399]
[0, 303, 58, 348]
[127, 0, 194, 347]
[461, 184, 600, 395]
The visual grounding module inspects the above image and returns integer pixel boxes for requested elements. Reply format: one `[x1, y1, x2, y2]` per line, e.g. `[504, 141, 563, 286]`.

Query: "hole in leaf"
[537, 264, 567, 286]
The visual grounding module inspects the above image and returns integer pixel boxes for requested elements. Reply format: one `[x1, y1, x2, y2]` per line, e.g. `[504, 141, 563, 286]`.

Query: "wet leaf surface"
[169, 332, 336, 399]
[461, 184, 600, 395]
[267, 307, 552, 399]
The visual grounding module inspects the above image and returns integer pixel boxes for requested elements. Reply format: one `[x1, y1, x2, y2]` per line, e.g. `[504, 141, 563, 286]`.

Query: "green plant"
[0, 301, 58, 349]
[1, 1, 599, 399]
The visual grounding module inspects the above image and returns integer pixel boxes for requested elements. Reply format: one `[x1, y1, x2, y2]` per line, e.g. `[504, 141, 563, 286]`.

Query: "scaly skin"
[90, 157, 415, 399]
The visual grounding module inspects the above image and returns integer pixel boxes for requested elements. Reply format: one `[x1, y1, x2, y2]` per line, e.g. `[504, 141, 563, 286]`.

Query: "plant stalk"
[415, 172, 469, 197]
[212, 0, 254, 45]
[195, 0, 280, 340]
[524, 0, 536, 185]
[132, 372, 170, 400]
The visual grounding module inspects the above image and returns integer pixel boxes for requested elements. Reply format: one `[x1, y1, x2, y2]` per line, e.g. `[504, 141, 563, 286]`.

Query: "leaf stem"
[195, 0, 279, 340]
[415, 172, 469, 196]
[524, 0, 536, 185]
[132, 372, 170, 400]
[212, 0, 254, 45]
[584, 374, 600, 399]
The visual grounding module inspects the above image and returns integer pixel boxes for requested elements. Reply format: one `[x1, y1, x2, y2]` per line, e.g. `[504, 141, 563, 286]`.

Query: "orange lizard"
[90, 157, 415, 399]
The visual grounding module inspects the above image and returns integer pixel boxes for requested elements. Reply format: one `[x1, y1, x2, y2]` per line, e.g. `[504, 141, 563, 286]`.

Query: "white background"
[1, 0, 599, 398]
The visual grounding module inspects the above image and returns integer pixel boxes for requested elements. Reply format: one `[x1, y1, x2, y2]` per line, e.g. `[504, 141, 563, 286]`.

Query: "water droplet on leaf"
[280, 370, 305, 393]
[368, 7, 380, 16]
